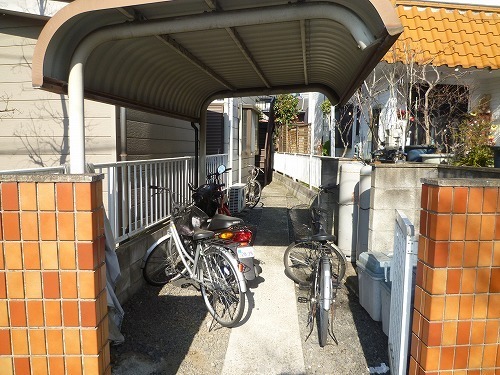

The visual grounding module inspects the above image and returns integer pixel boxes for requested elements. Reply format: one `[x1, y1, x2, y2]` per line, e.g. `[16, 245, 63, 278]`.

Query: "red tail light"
[232, 229, 253, 244]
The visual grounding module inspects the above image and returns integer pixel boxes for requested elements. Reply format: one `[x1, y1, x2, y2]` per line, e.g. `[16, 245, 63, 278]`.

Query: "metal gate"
[388, 210, 418, 375]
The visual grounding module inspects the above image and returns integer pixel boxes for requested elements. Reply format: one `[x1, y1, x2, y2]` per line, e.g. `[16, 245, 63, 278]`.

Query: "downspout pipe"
[67, 2, 377, 173]
[119, 107, 127, 161]
[191, 122, 199, 186]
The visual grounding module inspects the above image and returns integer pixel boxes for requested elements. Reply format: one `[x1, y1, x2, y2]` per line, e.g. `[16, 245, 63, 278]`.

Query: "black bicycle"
[284, 184, 346, 346]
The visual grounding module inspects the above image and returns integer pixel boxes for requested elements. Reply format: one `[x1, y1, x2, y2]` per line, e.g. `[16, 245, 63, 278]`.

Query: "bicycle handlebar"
[149, 185, 182, 213]
[318, 183, 337, 193]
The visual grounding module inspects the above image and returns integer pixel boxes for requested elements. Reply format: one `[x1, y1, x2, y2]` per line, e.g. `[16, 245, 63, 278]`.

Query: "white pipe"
[228, 98, 234, 185]
[238, 101, 242, 183]
[67, 2, 376, 173]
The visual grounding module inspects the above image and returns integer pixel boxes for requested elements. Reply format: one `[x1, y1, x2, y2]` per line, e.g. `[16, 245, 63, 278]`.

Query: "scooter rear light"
[219, 231, 234, 240]
[233, 229, 253, 244]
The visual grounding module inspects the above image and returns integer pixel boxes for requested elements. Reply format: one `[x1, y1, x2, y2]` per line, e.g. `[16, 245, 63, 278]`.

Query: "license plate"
[237, 246, 255, 258]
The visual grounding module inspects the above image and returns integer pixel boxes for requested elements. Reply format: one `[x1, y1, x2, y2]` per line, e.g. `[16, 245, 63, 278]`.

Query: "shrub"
[452, 113, 494, 167]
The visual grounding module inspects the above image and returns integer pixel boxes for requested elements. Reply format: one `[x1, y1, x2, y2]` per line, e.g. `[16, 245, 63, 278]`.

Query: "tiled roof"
[384, 1, 499, 69]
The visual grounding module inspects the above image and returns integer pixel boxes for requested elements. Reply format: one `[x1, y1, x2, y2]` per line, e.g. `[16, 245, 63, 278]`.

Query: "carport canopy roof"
[32, 0, 403, 123]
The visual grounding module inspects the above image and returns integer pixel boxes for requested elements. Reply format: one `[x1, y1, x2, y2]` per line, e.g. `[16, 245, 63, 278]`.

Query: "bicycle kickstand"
[327, 287, 339, 345]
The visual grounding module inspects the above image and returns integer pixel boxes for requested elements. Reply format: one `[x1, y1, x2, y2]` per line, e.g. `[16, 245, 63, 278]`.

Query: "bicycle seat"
[193, 228, 215, 241]
[205, 214, 243, 231]
[311, 233, 336, 242]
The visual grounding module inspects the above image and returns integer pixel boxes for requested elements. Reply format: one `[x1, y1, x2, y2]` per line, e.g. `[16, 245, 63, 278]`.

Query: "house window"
[409, 84, 469, 147]
[335, 104, 355, 149]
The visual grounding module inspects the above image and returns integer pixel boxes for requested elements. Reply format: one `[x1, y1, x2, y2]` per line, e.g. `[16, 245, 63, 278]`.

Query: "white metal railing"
[1, 155, 230, 244]
[388, 210, 418, 375]
[92, 157, 196, 243]
[274, 152, 321, 188]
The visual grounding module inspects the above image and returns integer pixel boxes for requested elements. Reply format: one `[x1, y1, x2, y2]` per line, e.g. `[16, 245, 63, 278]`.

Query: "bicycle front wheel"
[284, 241, 346, 287]
[200, 247, 245, 327]
[142, 233, 183, 286]
[246, 180, 262, 209]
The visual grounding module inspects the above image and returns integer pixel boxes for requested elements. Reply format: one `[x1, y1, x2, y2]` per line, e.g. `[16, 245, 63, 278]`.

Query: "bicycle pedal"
[297, 297, 309, 303]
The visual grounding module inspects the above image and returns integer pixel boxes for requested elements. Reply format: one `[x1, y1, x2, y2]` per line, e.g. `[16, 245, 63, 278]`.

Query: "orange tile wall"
[0, 177, 110, 375]
[410, 182, 500, 375]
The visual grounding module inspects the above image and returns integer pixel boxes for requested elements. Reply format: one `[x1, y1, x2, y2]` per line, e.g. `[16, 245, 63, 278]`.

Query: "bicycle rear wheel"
[284, 241, 346, 287]
[246, 180, 262, 208]
[142, 233, 183, 286]
[317, 258, 330, 347]
[200, 247, 245, 327]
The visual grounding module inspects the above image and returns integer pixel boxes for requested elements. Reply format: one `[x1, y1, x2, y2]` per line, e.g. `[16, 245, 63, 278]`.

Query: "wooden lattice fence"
[275, 123, 310, 154]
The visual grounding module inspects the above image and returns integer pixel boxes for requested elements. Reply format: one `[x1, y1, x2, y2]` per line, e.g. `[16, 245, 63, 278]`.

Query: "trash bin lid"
[357, 251, 392, 281]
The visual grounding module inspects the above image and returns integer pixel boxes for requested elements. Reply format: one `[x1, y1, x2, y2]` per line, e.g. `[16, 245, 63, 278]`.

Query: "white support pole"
[68, 60, 86, 174]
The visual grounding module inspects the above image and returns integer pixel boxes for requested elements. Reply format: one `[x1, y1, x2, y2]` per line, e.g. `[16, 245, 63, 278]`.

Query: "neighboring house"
[0, 1, 257, 186]
[307, 1, 500, 159]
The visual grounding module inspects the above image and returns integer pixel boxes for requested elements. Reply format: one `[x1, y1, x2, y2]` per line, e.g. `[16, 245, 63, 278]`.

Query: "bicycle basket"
[289, 204, 312, 241]
[175, 205, 209, 236]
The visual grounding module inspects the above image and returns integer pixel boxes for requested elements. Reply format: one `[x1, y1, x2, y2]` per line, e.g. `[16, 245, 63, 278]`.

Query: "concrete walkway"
[221, 183, 305, 374]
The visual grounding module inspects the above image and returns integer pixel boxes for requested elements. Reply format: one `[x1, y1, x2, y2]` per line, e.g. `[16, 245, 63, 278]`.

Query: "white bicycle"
[142, 186, 247, 327]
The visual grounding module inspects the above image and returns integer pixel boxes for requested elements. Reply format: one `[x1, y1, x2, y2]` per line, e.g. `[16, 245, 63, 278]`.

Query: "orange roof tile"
[384, 1, 500, 69]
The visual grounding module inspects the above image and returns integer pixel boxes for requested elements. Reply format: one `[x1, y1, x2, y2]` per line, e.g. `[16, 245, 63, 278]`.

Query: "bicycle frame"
[168, 213, 247, 293]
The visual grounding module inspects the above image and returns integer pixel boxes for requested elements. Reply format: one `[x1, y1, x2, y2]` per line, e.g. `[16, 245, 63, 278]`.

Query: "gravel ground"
[111, 182, 390, 375]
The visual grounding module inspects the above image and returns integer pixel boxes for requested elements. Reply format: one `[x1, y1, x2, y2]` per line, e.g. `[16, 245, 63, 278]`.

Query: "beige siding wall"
[0, 14, 117, 171]
[124, 108, 195, 160]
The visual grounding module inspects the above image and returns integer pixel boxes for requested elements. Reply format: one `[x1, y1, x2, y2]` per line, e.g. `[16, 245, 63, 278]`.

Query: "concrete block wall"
[368, 164, 438, 255]
[113, 225, 168, 305]
[368, 164, 500, 257]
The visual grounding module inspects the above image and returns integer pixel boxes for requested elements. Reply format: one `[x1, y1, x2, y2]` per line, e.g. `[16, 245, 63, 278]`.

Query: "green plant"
[452, 113, 494, 167]
[273, 94, 299, 126]
[320, 99, 331, 116]
[322, 140, 330, 156]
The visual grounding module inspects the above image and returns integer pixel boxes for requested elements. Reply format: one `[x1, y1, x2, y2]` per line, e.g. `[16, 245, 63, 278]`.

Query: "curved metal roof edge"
[33, 0, 403, 122]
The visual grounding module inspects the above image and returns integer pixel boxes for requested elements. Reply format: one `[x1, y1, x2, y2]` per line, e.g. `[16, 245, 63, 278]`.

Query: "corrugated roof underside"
[385, 3, 500, 69]
[34, 0, 403, 121]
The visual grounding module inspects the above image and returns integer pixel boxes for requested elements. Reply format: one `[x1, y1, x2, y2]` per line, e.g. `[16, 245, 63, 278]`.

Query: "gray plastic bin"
[380, 280, 391, 336]
[356, 252, 392, 322]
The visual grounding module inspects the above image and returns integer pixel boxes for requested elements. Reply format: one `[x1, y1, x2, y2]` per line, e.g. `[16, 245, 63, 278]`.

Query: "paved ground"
[111, 181, 390, 375]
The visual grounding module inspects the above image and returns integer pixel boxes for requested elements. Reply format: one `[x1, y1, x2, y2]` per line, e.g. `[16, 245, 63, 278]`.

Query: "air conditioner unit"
[228, 183, 246, 214]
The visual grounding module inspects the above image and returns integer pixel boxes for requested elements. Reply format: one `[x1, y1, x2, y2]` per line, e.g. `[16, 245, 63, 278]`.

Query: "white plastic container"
[356, 252, 392, 322]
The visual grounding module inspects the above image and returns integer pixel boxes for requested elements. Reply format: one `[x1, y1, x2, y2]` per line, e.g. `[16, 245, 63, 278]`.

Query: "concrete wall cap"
[421, 178, 500, 187]
[0, 173, 104, 183]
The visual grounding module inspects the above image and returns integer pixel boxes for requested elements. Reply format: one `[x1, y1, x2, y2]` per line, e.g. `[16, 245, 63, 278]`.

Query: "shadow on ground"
[111, 286, 208, 375]
[345, 275, 389, 370]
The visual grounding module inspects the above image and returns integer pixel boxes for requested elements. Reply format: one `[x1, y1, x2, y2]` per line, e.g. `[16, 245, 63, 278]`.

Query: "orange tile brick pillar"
[410, 178, 500, 374]
[0, 175, 110, 375]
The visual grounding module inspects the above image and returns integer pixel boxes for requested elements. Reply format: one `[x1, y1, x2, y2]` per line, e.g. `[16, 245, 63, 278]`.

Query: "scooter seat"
[205, 214, 244, 231]
[193, 228, 215, 241]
